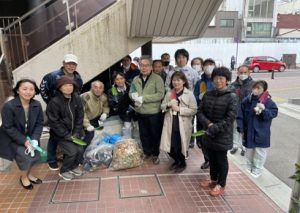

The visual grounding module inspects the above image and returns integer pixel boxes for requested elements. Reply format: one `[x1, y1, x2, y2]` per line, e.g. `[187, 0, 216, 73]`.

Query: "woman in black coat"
[0, 79, 44, 190]
[197, 67, 238, 197]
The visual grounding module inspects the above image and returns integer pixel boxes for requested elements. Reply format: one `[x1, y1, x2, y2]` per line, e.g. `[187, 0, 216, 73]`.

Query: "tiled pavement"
[0, 148, 284, 213]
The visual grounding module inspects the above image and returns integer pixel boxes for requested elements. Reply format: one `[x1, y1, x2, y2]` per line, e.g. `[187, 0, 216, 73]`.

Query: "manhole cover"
[118, 174, 164, 198]
[49, 177, 100, 204]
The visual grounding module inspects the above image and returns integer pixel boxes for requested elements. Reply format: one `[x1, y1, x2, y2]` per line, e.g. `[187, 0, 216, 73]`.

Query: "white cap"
[63, 54, 78, 64]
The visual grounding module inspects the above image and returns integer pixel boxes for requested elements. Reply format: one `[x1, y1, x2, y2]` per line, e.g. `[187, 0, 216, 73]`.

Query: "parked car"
[244, 56, 286, 72]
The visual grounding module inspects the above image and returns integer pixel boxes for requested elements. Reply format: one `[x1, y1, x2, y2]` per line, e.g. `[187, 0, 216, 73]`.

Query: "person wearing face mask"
[193, 58, 216, 169]
[161, 53, 175, 75]
[191, 57, 204, 76]
[229, 65, 254, 156]
[237, 80, 278, 178]
[118, 55, 140, 84]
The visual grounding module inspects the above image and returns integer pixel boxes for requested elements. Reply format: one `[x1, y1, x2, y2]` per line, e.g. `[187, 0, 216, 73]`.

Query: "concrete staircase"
[12, 0, 151, 106]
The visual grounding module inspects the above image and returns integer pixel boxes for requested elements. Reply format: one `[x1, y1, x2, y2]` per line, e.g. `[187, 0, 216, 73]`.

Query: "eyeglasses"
[140, 64, 150, 68]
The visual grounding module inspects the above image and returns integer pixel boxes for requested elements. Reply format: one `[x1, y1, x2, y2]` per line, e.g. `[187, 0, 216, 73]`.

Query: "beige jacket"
[160, 88, 197, 157]
[80, 91, 109, 128]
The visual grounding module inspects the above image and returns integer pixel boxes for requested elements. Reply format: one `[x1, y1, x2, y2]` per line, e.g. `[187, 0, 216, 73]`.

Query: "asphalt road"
[232, 69, 300, 188]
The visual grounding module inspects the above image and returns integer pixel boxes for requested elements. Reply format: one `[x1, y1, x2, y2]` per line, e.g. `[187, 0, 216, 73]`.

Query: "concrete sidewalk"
[0, 145, 287, 213]
[228, 151, 291, 212]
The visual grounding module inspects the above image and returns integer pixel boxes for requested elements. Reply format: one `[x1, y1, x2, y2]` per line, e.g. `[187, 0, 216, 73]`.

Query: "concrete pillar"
[141, 40, 152, 58]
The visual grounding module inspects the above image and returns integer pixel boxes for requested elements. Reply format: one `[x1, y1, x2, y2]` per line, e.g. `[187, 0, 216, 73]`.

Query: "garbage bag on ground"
[109, 139, 144, 170]
[83, 143, 114, 171]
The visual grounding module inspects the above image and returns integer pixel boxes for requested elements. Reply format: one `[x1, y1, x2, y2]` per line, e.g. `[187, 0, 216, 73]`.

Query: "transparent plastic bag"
[83, 143, 114, 171]
[109, 139, 144, 170]
[0, 158, 12, 172]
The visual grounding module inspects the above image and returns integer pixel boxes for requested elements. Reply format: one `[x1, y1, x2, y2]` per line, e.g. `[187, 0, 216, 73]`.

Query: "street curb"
[228, 152, 292, 212]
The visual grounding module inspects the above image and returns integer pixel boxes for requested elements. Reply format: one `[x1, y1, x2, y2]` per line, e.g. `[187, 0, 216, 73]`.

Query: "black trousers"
[59, 140, 84, 173]
[137, 112, 162, 156]
[197, 120, 209, 163]
[168, 130, 185, 166]
[207, 149, 229, 187]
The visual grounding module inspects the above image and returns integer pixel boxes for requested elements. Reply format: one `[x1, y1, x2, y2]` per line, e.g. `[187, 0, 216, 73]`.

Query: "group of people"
[0, 49, 278, 198]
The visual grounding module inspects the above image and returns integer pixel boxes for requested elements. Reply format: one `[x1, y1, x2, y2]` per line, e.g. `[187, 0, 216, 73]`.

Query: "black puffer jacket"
[46, 91, 84, 140]
[197, 87, 238, 151]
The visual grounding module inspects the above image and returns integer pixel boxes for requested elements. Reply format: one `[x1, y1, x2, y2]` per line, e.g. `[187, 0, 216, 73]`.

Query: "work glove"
[199, 92, 205, 100]
[135, 96, 143, 104]
[131, 92, 139, 101]
[134, 96, 143, 107]
[254, 103, 265, 115]
[99, 113, 107, 121]
[86, 125, 95, 132]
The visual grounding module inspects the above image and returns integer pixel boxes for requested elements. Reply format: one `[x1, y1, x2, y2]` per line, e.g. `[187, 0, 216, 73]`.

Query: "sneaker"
[48, 162, 59, 171]
[59, 172, 74, 181]
[200, 161, 210, 169]
[185, 151, 189, 159]
[251, 170, 262, 178]
[230, 147, 238, 154]
[152, 156, 160, 165]
[240, 150, 245, 156]
[200, 180, 217, 189]
[246, 167, 252, 174]
[210, 184, 225, 197]
[69, 167, 83, 177]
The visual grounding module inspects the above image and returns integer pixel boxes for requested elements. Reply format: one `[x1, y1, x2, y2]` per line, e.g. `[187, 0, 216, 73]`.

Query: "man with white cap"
[40, 54, 83, 104]
[40, 54, 83, 171]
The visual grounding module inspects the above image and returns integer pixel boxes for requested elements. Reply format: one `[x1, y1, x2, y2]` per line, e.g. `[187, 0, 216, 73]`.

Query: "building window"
[246, 22, 272, 37]
[220, 19, 234, 27]
[247, 0, 274, 18]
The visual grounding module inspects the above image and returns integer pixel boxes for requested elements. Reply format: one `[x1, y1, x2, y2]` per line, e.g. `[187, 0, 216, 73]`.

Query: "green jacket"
[129, 72, 164, 114]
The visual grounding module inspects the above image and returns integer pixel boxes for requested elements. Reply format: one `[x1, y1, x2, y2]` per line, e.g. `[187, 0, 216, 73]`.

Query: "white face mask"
[204, 65, 214, 75]
[239, 74, 248, 81]
[192, 65, 202, 72]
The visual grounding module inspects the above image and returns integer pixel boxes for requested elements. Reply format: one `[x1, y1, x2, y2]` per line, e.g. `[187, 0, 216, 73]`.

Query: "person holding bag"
[0, 79, 43, 190]
[160, 71, 197, 172]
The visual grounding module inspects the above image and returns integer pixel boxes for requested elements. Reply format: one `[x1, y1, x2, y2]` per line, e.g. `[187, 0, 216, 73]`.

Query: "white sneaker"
[246, 167, 252, 174]
[251, 170, 262, 178]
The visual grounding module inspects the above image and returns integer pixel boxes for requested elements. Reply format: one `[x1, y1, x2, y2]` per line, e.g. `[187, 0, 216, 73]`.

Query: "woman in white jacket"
[160, 71, 197, 173]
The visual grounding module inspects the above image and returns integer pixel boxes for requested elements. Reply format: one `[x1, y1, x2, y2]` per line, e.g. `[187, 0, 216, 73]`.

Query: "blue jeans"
[47, 137, 58, 163]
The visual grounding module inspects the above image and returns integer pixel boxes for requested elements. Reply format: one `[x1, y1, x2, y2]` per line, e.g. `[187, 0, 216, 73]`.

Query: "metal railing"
[0, 0, 116, 70]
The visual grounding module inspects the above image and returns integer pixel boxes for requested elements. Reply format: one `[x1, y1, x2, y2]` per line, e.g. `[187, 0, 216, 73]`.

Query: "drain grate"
[118, 174, 164, 199]
[49, 177, 100, 204]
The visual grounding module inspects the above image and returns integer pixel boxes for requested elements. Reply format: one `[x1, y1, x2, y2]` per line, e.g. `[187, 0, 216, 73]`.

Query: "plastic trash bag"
[83, 143, 114, 171]
[109, 139, 143, 170]
[0, 158, 12, 172]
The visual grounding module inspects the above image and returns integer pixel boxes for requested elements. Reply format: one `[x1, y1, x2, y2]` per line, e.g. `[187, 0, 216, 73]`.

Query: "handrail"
[3, 0, 55, 31]
[1, 0, 117, 70]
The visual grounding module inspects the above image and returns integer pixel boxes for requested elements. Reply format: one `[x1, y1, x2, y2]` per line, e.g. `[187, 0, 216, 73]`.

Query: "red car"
[244, 56, 286, 72]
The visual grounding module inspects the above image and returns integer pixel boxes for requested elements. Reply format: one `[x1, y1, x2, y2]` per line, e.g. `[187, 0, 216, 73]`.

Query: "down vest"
[197, 88, 238, 151]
